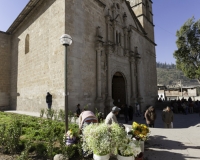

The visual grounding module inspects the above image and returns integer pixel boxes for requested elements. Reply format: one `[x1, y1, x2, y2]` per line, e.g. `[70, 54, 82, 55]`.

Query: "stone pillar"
[134, 47, 143, 104]
[95, 27, 104, 112]
[105, 13, 111, 43]
[96, 46, 102, 99]
[113, 21, 116, 44]
[128, 29, 133, 51]
[107, 47, 112, 100]
[105, 46, 113, 114]
[123, 27, 127, 54]
[130, 57, 135, 101]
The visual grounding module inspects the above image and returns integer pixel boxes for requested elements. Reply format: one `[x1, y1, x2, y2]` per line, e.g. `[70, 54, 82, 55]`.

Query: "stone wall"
[0, 31, 10, 108]
[10, 0, 65, 112]
[64, 0, 157, 112]
[9, 0, 157, 113]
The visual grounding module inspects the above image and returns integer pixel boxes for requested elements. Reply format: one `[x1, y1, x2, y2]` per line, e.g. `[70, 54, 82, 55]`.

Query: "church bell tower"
[128, 0, 155, 42]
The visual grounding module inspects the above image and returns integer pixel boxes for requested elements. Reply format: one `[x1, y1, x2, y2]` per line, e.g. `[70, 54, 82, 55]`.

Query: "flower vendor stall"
[81, 121, 149, 160]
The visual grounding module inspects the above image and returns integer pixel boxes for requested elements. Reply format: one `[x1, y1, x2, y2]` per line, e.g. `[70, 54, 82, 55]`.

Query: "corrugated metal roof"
[6, 0, 41, 33]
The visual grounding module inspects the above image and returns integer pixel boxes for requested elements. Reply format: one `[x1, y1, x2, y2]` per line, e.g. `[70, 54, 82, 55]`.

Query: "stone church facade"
[0, 0, 157, 113]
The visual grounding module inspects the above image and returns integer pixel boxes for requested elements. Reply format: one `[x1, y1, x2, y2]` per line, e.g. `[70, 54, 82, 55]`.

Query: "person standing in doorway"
[135, 102, 141, 117]
[124, 104, 129, 123]
[162, 106, 173, 128]
[145, 106, 156, 128]
[46, 92, 52, 109]
[128, 105, 133, 121]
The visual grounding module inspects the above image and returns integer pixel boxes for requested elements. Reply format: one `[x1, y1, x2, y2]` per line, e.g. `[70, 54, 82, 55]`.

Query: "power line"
[155, 24, 176, 37]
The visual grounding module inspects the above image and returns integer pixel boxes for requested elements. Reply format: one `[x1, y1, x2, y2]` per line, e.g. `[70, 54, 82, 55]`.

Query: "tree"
[174, 17, 200, 82]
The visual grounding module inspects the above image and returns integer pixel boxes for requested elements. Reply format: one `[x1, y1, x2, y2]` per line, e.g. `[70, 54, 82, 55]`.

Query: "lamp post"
[60, 34, 72, 132]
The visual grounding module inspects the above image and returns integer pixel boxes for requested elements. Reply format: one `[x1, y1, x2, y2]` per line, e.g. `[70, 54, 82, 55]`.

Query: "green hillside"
[156, 63, 199, 86]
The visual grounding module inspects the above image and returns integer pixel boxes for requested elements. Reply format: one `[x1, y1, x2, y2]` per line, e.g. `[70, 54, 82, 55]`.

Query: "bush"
[0, 112, 80, 159]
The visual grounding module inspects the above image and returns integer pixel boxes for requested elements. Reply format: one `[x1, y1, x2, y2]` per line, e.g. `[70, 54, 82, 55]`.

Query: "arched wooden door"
[112, 72, 126, 108]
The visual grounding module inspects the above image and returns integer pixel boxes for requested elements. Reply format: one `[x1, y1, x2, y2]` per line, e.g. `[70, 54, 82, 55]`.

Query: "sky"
[0, 0, 200, 64]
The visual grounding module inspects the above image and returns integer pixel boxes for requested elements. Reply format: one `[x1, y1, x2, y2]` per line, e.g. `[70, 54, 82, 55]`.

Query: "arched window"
[25, 34, 29, 54]
[146, 0, 150, 20]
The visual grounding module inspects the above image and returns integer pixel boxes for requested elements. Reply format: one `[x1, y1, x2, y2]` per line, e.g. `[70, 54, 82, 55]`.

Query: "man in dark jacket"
[76, 104, 81, 117]
[123, 104, 129, 123]
[128, 105, 133, 121]
[46, 92, 52, 109]
[162, 106, 173, 128]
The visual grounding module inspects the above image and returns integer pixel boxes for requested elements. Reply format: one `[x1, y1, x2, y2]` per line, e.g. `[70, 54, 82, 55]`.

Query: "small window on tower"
[25, 34, 29, 54]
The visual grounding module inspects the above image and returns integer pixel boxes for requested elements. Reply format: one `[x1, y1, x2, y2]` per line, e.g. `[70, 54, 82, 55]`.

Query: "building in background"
[158, 84, 198, 101]
[0, 0, 157, 113]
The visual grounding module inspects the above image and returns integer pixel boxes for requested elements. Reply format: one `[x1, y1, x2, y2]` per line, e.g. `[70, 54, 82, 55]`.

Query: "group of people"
[117, 103, 142, 123]
[171, 98, 200, 115]
[47, 92, 174, 129]
[144, 105, 174, 128]
[77, 103, 174, 129]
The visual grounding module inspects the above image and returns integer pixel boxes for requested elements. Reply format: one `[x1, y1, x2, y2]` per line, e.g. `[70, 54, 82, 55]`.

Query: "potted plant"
[132, 122, 150, 153]
[82, 123, 111, 160]
[110, 123, 127, 155]
[117, 138, 141, 160]
[82, 123, 127, 160]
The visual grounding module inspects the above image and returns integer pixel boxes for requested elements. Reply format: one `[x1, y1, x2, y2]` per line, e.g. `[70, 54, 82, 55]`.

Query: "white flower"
[125, 127, 131, 133]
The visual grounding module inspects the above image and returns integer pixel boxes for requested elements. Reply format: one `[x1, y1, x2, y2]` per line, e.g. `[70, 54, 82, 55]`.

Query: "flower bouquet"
[110, 123, 127, 155]
[132, 122, 149, 141]
[82, 123, 111, 157]
[64, 124, 79, 146]
[82, 123, 127, 160]
[118, 137, 141, 159]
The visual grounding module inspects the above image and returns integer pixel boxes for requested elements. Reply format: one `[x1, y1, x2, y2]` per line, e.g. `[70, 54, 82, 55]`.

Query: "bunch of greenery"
[17, 140, 32, 160]
[110, 123, 127, 155]
[82, 123, 111, 156]
[118, 138, 141, 157]
[82, 123, 127, 156]
[58, 109, 65, 121]
[40, 109, 45, 118]
[0, 117, 22, 154]
[0, 112, 81, 159]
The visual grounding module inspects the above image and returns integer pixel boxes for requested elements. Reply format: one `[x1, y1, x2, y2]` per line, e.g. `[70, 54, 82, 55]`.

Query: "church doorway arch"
[112, 72, 126, 109]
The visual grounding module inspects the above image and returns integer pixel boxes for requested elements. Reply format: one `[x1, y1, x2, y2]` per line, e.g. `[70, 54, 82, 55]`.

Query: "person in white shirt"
[105, 106, 121, 125]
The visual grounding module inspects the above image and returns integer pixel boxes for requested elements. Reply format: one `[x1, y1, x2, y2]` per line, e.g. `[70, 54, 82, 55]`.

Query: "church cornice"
[94, 0, 106, 8]
[136, 14, 154, 26]
[0, 30, 10, 35]
[145, 36, 157, 46]
[6, 0, 42, 34]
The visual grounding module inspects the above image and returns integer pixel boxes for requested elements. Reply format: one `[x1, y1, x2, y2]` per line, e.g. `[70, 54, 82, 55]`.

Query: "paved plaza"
[6, 110, 200, 160]
[121, 110, 200, 160]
